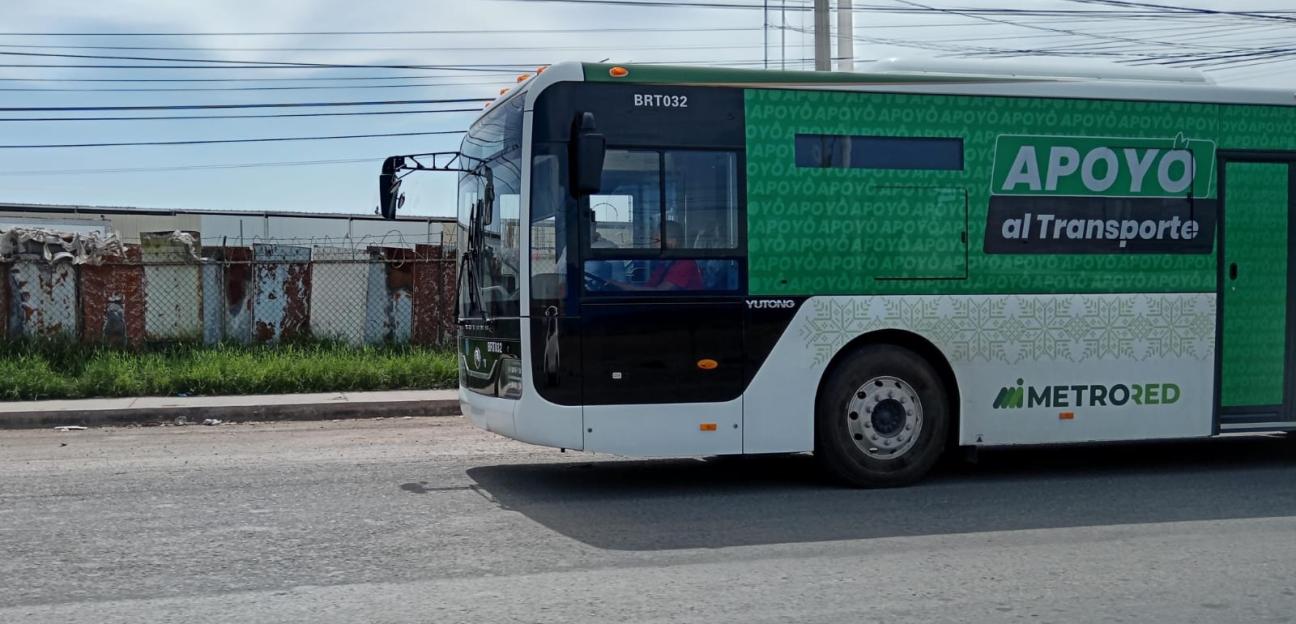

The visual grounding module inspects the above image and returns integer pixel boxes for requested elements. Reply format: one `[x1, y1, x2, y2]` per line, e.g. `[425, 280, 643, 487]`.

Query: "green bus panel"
[1220, 162, 1290, 408]
[869, 186, 966, 279]
[744, 88, 1224, 296]
[1218, 104, 1296, 152]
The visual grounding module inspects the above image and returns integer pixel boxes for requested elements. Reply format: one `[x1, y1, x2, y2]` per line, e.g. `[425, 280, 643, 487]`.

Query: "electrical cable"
[0, 130, 466, 150]
[0, 98, 489, 112]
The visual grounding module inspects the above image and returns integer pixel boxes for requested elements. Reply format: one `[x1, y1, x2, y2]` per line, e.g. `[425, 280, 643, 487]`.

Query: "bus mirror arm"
[376, 151, 489, 220]
[570, 112, 606, 197]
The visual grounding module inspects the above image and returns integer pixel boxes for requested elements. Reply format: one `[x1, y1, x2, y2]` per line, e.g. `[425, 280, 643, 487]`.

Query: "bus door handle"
[1229, 262, 1238, 281]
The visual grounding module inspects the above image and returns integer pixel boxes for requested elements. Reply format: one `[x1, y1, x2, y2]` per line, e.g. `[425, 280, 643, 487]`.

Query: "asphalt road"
[2, 417, 1295, 624]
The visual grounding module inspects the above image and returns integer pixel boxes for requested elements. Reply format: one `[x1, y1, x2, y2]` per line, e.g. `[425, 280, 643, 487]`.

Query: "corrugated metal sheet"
[253, 244, 311, 344]
[363, 247, 413, 344]
[8, 259, 78, 337]
[141, 232, 202, 340]
[412, 244, 455, 345]
[80, 245, 145, 346]
[309, 247, 367, 345]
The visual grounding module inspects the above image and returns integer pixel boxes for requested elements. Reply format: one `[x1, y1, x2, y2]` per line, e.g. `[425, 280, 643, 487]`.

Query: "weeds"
[0, 337, 458, 401]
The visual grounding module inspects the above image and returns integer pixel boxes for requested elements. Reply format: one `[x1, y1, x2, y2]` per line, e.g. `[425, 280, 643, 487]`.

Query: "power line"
[0, 98, 488, 112]
[0, 57, 794, 70]
[0, 26, 763, 36]
[0, 50, 535, 71]
[0, 42, 768, 53]
[0, 64, 523, 70]
[491, 0, 1296, 17]
[0, 157, 389, 176]
[0, 75, 491, 83]
[0, 109, 481, 122]
[1068, 0, 1296, 24]
[0, 130, 465, 150]
[0, 81, 507, 93]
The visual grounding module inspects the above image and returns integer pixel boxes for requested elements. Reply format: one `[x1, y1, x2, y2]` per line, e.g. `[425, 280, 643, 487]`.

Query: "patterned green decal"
[744, 89, 1225, 296]
[1220, 104, 1296, 152]
[1220, 162, 1289, 408]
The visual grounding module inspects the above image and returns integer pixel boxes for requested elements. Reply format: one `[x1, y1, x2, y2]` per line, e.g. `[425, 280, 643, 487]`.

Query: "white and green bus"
[380, 60, 1296, 487]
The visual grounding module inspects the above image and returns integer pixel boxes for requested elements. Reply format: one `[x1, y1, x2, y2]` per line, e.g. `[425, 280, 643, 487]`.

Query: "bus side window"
[584, 148, 742, 294]
[665, 151, 740, 251]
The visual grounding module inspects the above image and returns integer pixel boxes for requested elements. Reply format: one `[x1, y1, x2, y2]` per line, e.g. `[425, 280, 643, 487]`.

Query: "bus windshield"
[458, 94, 524, 320]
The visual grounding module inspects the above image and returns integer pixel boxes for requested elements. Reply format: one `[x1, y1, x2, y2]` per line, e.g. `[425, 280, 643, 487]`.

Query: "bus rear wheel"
[815, 344, 950, 487]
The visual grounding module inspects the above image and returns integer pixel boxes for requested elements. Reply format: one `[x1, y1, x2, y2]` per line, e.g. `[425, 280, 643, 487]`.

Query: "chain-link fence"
[2, 231, 458, 347]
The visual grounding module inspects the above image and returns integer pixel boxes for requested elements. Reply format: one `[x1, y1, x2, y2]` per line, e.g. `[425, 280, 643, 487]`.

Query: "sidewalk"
[0, 389, 461, 429]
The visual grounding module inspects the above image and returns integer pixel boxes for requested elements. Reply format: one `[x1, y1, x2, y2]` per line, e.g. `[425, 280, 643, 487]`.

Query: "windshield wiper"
[459, 165, 496, 327]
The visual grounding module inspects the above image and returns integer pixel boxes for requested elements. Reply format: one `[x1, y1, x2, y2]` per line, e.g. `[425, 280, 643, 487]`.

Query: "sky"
[2, 0, 1294, 217]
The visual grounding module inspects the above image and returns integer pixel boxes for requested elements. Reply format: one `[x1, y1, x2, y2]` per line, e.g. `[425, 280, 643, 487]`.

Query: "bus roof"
[568, 60, 1296, 108]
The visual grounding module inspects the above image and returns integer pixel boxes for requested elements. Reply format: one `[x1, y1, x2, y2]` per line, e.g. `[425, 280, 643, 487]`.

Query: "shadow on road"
[466, 436, 1296, 551]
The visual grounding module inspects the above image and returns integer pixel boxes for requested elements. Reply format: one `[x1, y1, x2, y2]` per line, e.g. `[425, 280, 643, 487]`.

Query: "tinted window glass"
[795, 134, 963, 171]
[584, 259, 739, 293]
[665, 151, 740, 250]
[589, 149, 660, 250]
[586, 149, 741, 254]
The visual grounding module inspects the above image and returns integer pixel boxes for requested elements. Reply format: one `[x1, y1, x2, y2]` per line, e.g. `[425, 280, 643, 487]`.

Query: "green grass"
[0, 338, 458, 401]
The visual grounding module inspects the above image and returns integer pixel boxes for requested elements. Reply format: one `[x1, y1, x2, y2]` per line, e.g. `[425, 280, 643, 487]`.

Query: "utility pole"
[814, 0, 830, 71]
[780, 0, 786, 70]
[837, 0, 853, 72]
[763, 0, 769, 69]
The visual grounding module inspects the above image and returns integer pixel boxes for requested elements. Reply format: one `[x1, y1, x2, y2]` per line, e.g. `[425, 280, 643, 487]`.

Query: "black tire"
[815, 343, 951, 487]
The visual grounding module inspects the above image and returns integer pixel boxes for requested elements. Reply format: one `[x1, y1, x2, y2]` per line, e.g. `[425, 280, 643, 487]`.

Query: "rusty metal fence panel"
[200, 260, 224, 345]
[253, 244, 311, 344]
[364, 247, 414, 345]
[1, 237, 459, 348]
[412, 244, 456, 345]
[0, 259, 8, 341]
[8, 259, 77, 337]
[80, 246, 146, 346]
[141, 232, 203, 341]
[310, 247, 368, 345]
[205, 246, 255, 344]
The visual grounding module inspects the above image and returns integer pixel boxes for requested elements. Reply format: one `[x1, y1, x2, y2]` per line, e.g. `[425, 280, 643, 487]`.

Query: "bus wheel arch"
[813, 329, 961, 486]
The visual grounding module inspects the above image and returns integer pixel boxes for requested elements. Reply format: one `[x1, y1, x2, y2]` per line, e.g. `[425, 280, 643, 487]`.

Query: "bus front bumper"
[459, 387, 518, 439]
[460, 385, 586, 451]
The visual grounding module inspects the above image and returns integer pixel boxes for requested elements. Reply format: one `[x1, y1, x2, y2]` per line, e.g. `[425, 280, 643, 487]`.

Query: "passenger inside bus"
[603, 221, 704, 291]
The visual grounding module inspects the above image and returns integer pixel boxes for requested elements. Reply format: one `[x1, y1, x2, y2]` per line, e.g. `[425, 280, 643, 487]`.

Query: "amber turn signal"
[697, 358, 718, 370]
[609, 66, 629, 78]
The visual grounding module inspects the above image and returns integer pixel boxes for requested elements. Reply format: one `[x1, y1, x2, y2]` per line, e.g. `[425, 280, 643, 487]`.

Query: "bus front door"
[1219, 158, 1296, 432]
[578, 290, 746, 456]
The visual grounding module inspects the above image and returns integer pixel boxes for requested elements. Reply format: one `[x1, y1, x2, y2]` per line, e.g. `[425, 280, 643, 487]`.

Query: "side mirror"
[570, 112, 605, 197]
[379, 156, 405, 219]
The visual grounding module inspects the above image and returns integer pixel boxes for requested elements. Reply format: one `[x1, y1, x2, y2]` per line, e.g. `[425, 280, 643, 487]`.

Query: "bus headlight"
[499, 358, 523, 399]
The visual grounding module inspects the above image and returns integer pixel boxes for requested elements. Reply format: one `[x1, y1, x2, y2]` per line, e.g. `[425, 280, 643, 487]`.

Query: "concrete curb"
[0, 396, 461, 429]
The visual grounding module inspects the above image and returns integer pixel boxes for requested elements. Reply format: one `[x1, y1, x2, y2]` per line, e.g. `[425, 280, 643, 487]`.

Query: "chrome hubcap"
[845, 376, 923, 459]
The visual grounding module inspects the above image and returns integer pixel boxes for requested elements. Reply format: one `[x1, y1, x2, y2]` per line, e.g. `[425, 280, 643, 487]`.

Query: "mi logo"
[993, 379, 1026, 409]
